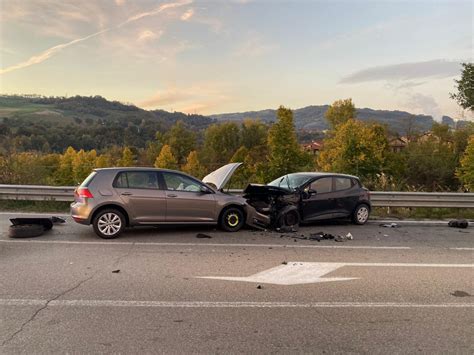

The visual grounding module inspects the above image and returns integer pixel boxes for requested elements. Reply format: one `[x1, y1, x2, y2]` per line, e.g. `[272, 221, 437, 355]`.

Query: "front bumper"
[244, 205, 271, 230]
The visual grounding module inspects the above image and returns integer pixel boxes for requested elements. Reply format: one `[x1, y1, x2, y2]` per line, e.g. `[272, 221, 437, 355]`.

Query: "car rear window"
[113, 171, 159, 189]
[80, 172, 97, 187]
[335, 177, 352, 191]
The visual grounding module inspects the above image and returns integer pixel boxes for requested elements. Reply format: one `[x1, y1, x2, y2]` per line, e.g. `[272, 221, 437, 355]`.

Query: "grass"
[0, 200, 70, 213]
[372, 207, 474, 220]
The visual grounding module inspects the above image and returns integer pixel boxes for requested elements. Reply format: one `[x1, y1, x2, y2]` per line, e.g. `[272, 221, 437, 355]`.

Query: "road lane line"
[0, 240, 411, 250]
[0, 299, 472, 308]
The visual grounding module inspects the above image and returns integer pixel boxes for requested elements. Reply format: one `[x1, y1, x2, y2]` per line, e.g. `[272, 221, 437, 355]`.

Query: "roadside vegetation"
[0, 63, 473, 195]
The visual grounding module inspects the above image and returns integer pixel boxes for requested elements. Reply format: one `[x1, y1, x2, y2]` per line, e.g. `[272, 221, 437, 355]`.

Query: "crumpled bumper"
[244, 204, 271, 229]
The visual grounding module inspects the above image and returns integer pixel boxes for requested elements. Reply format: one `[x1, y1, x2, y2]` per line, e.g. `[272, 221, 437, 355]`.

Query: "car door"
[332, 177, 359, 217]
[300, 177, 336, 221]
[114, 171, 166, 223]
[160, 172, 217, 222]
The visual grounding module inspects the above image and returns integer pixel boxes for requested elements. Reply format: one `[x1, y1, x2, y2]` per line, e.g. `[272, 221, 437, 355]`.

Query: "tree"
[317, 119, 388, 181]
[457, 135, 474, 190]
[54, 146, 78, 185]
[267, 106, 311, 181]
[154, 144, 178, 170]
[119, 146, 134, 167]
[72, 149, 97, 183]
[164, 121, 196, 164]
[182, 150, 206, 178]
[450, 63, 474, 111]
[202, 122, 241, 168]
[241, 119, 267, 149]
[325, 98, 356, 128]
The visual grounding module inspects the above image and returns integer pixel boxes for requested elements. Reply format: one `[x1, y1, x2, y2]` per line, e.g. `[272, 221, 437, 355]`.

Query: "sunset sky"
[0, 0, 472, 119]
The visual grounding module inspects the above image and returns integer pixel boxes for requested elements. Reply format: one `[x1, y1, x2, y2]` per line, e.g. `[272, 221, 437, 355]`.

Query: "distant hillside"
[0, 95, 215, 153]
[210, 105, 467, 134]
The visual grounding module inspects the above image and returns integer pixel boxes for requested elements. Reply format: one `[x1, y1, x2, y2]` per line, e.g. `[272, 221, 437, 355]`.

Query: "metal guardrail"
[0, 184, 473, 208]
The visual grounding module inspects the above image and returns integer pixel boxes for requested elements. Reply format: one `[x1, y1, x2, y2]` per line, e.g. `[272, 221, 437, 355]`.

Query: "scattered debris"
[448, 220, 469, 229]
[51, 216, 66, 224]
[380, 223, 399, 228]
[112, 269, 121, 273]
[282, 261, 288, 265]
[276, 226, 298, 233]
[450, 290, 471, 297]
[346, 232, 354, 240]
[256, 285, 263, 289]
[278, 231, 353, 243]
[173, 320, 184, 323]
[383, 234, 389, 237]
[196, 233, 212, 239]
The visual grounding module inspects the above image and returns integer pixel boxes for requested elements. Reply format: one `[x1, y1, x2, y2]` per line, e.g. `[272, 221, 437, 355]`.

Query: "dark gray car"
[71, 164, 268, 239]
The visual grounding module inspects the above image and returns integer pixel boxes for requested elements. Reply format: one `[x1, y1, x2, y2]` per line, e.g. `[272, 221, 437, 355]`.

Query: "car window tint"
[335, 177, 352, 191]
[163, 172, 202, 192]
[126, 172, 159, 189]
[310, 177, 332, 194]
[114, 172, 128, 188]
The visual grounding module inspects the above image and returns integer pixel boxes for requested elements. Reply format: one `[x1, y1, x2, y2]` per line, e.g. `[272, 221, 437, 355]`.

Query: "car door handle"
[121, 192, 133, 196]
[167, 194, 177, 198]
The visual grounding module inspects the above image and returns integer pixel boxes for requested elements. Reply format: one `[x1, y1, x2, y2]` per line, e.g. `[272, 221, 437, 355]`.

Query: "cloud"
[137, 84, 230, 114]
[115, 0, 125, 6]
[0, 0, 193, 75]
[181, 8, 194, 21]
[137, 29, 163, 42]
[340, 59, 462, 84]
[404, 93, 442, 120]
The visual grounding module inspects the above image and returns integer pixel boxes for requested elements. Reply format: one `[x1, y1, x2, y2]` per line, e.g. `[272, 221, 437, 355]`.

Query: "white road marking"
[0, 299, 472, 308]
[199, 261, 474, 285]
[0, 239, 411, 250]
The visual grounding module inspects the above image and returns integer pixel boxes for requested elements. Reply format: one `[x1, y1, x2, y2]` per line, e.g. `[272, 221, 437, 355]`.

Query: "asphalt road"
[1, 213, 473, 354]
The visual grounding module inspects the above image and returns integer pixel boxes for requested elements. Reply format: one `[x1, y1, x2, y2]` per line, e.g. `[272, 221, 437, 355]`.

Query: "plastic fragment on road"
[380, 223, 399, 228]
[196, 233, 212, 239]
[51, 216, 66, 224]
[448, 220, 469, 229]
[112, 269, 120, 273]
[450, 290, 471, 297]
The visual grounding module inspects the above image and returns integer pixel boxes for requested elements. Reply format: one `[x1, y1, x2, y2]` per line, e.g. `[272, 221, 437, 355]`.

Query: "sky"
[0, 0, 472, 119]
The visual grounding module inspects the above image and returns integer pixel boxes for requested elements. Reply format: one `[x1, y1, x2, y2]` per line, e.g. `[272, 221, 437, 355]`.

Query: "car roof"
[94, 167, 184, 174]
[285, 172, 360, 180]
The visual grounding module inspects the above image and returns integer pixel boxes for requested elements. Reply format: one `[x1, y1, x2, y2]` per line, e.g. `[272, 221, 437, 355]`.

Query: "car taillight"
[75, 187, 94, 199]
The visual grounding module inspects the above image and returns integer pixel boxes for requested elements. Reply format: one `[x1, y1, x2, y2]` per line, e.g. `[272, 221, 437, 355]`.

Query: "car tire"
[220, 207, 245, 232]
[276, 206, 300, 229]
[92, 209, 125, 239]
[9, 224, 45, 238]
[352, 204, 370, 225]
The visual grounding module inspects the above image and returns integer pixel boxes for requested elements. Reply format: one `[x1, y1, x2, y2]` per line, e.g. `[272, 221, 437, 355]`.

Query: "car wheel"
[276, 207, 300, 229]
[220, 207, 245, 232]
[93, 209, 125, 239]
[352, 204, 370, 225]
[8, 224, 45, 238]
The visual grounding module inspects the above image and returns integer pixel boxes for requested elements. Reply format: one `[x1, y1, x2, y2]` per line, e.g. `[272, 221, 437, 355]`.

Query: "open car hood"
[202, 162, 243, 190]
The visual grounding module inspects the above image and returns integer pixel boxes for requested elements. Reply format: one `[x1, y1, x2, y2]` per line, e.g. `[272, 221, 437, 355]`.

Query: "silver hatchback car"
[71, 163, 263, 239]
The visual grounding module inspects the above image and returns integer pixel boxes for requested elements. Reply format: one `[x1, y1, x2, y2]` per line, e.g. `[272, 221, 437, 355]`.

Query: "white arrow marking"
[198, 261, 474, 286]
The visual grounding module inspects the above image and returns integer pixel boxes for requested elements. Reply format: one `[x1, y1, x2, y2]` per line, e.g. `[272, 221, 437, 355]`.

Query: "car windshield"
[267, 174, 312, 191]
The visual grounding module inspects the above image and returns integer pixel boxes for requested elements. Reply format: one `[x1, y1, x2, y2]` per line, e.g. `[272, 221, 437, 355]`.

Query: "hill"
[210, 105, 466, 134]
[0, 95, 215, 153]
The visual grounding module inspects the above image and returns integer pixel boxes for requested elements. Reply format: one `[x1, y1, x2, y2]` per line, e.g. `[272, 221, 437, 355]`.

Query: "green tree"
[72, 149, 97, 183]
[457, 135, 474, 190]
[119, 146, 135, 167]
[202, 122, 241, 168]
[450, 63, 474, 111]
[154, 144, 178, 170]
[164, 121, 196, 164]
[241, 119, 268, 149]
[267, 106, 311, 181]
[325, 98, 356, 128]
[182, 150, 206, 178]
[317, 119, 388, 181]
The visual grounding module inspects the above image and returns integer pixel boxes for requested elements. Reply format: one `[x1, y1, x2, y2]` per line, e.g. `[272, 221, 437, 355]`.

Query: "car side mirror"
[308, 189, 317, 195]
[200, 186, 213, 194]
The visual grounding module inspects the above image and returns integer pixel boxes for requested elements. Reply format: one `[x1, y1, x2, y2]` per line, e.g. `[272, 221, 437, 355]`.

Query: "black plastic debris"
[282, 261, 288, 265]
[380, 223, 399, 228]
[257, 285, 263, 289]
[448, 220, 469, 229]
[112, 269, 121, 273]
[196, 233, 212, 239]
[450, 290, 471, 297]
[51, 216, 66, 224]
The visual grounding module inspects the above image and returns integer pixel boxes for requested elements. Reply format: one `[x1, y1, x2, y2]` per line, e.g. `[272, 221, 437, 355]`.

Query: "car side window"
[310, 177, 332, 194]
[114, 172, 159, 189]
[335, 177, 352, 191]
[162, 172, 203, 192]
